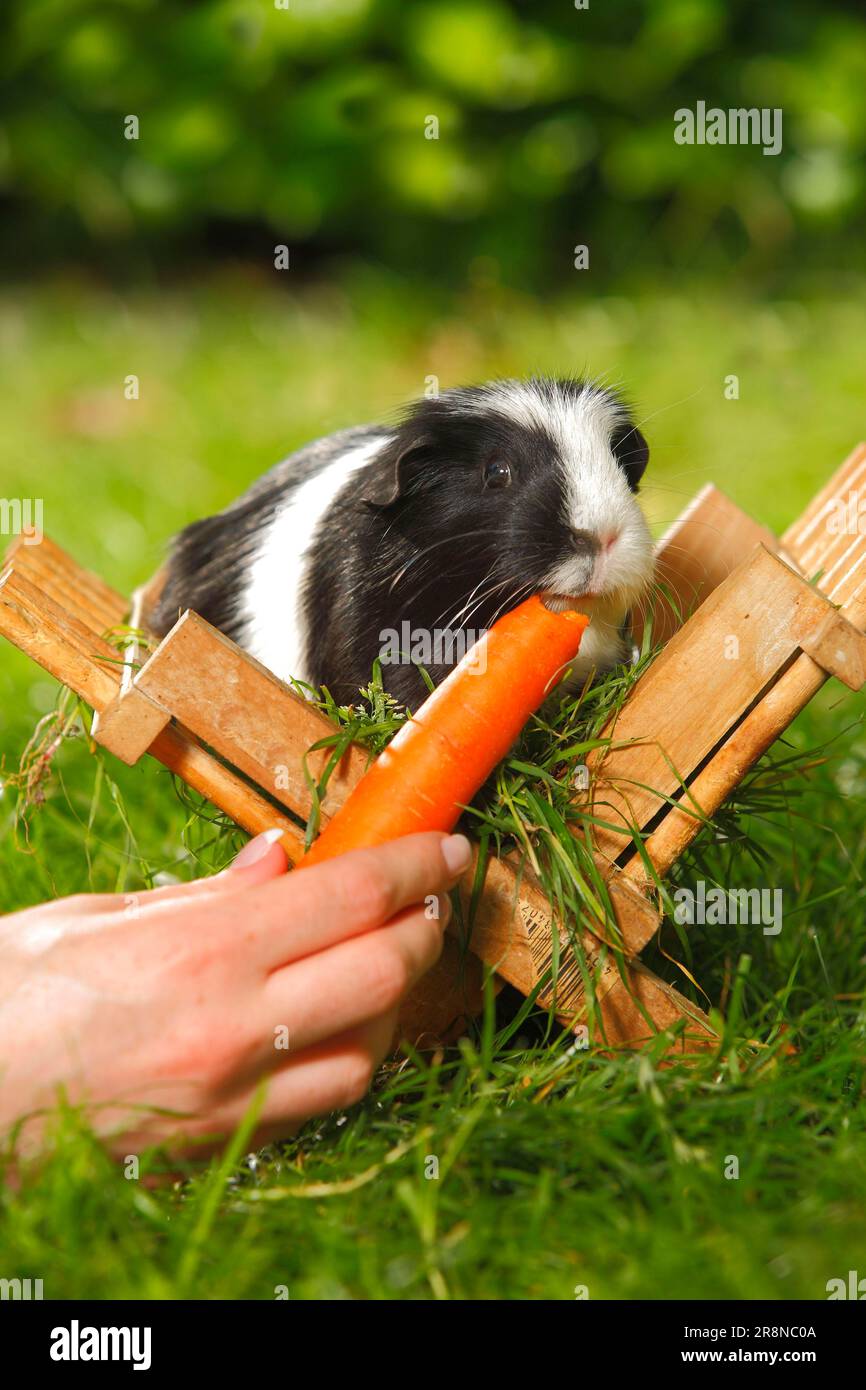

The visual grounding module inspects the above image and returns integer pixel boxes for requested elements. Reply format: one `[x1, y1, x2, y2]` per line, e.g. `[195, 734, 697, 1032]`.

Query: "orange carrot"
[300, 595, 589, 867]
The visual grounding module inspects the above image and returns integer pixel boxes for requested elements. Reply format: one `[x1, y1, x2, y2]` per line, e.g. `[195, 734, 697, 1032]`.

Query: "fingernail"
[441, 833, 472, 877]
[231, 827, 285, 868]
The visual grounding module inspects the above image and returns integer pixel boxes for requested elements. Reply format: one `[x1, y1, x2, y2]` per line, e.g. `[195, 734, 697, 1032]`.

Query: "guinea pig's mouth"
[542, 591, 602, 615]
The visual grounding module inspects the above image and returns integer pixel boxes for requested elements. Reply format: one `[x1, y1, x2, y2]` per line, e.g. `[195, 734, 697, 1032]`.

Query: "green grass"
[1, 277, 864, 1300]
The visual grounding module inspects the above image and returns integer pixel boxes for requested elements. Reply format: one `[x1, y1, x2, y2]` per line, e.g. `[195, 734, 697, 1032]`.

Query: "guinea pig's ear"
[360, 436, 433, 509]
[611, 422, 649, 492]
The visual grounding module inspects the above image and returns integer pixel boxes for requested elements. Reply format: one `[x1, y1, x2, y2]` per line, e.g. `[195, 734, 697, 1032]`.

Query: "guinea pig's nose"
[570, 529, 601, 556]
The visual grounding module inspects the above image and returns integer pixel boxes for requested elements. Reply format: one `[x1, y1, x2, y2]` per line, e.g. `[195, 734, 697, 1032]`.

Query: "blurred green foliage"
[1, 0, 864, 289]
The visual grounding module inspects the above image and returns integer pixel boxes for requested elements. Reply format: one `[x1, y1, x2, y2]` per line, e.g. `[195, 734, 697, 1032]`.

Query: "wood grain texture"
[4, 535, 129, 633]
[619, 446, 866, 886]
[799, 608, 866, 691]
[148, 723, 307, 860]
[92, 684, 173, 763]
[635, 485, 779, 648]
[588, 545, 847, 868]
[133, 610, 373, 823]
[620, 650, 828, 884]
[0, 566, 121, 710]
[782, 442, 866, 585]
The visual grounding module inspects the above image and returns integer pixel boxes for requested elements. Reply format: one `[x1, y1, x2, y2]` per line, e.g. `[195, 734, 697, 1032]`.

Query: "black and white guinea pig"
[151, 378, 655, 707]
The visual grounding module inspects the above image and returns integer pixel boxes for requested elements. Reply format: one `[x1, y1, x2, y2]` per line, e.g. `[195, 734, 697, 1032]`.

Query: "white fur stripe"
[238, 435, 388, 685]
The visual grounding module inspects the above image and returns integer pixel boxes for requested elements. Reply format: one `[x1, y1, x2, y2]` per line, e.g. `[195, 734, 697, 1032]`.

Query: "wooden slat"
[458, 852, 714, 1045]
[134, 610, 380, 823]
[92, 685, 172, 762]
[782, 442, 866, 569]
[0, 538, 311, 867]
[0, 537, 309, 856]
[621, 652, 827, 885]
[621, 548, 866, 884]
[781, 442, 866, 615]
[4, 534, 129, 632]
[0, 567, 121, 710]
[3, 559, 119, 637]
[799, 608, 866, 691]
[612, 449, 866, 913]
[464, 854, 630, 1019]
[635, 485, 778, 648]
[149, 723, 307, 862]
[593, 961, 717, 1052]
[588, 545, 849, 867]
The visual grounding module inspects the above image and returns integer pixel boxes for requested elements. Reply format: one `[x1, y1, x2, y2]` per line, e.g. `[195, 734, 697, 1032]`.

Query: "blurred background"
[2, 0, 865, 287]
[1, 0, 865, 842]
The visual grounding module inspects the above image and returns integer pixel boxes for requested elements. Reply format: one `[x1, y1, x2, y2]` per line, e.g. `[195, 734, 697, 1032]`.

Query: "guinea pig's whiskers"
[629, 387, 705, 435]
[436, 572, 515, 634]
[384, 530, 497, 595]
[654, 540, 731, 588]
[437, 563, 538, 635]
[473, 581, 534, 632]
[487, 579, 536, 629]
[391, 539, 494, 613]
[628, 569, 688, 633]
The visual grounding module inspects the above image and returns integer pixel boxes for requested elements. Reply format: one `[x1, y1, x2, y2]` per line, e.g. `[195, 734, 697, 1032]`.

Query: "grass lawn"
[1, 276, 864, 1299]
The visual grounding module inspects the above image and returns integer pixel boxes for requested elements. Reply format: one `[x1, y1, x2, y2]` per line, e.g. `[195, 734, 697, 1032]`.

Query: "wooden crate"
[2, 444, 864, 1053]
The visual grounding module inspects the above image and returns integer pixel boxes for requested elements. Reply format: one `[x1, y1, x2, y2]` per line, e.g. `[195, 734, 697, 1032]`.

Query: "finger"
[241, 831, 471, 973]
[98, 830, 291, 913]
[256, 903, 445, 1059]
[206, 904, 442, 1095]
[115, 1019, 395, 1158]
[216, 1018, 396, 1147]
[107, 1007, 399, 1158]
[158, 829, 290, 900]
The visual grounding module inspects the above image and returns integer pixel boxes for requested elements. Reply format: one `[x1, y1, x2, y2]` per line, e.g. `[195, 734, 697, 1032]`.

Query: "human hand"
[0, 829, 472, 1160]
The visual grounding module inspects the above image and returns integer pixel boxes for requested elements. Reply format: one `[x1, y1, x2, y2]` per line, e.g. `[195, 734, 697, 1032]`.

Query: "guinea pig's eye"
[482, 457, 512, 490]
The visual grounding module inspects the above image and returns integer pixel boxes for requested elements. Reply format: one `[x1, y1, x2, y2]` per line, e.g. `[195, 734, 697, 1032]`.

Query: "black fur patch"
[150, 425, 385, 642]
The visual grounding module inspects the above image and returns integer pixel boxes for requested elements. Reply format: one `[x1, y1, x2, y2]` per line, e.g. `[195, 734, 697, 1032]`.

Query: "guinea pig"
[150, 377, 655, 708]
